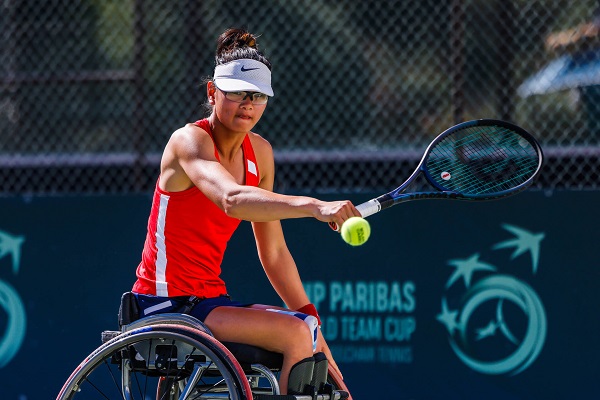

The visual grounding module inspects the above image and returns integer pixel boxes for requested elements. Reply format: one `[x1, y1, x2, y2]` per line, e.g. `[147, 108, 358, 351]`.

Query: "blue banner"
[0, 191, 598, 399]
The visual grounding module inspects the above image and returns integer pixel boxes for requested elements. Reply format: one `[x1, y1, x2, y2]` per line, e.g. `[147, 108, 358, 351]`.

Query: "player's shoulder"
[179, 122, 210, 137]
[165, 123, 216, 162]
[170, 123, 212, 145]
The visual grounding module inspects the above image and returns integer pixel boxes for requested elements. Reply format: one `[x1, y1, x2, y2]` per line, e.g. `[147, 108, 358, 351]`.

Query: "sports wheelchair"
[57, 293, 351, 399]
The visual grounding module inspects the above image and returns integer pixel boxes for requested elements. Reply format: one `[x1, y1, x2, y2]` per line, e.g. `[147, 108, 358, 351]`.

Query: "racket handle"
[328, 199, 382, 232]
[356, 199, 382, 218]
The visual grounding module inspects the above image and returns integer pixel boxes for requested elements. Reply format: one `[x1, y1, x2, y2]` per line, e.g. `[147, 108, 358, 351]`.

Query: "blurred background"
[1, 0, 599, 195]
[2, 1, 600, 399]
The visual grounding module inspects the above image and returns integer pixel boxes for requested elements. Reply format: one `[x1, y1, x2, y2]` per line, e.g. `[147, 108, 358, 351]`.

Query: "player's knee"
[285, 317, 314, 353]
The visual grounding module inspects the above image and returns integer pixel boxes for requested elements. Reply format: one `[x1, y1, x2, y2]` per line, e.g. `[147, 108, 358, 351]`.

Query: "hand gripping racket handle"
[328, 199, 383, 232]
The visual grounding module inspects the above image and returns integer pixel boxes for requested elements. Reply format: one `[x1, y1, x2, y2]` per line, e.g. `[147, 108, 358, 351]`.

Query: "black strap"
[178, 295, 203, 315]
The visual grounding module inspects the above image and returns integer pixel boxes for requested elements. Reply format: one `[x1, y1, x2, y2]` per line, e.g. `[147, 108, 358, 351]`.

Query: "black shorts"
[134, 293, 251, 322]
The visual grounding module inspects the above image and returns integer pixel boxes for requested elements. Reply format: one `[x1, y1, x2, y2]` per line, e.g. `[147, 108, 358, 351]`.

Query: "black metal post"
[497, 0, 516, 122]
[451, 0, 466, 124]
[185, 0, 205, 120]
[133, 0, 146, 191]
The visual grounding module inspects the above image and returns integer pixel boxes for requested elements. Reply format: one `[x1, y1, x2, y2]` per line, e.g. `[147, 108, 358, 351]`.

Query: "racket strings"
[426, 126, 539, 195]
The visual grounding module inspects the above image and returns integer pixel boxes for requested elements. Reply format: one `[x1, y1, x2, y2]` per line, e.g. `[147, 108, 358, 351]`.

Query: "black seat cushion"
[222, 341, 283, 370]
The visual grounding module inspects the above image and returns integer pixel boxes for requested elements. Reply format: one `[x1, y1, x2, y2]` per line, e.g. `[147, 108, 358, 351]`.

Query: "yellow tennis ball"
[341, 217, 371, 246]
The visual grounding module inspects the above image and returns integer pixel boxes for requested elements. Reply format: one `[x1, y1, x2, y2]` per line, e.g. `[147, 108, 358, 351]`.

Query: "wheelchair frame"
[57, 303, 352, 399]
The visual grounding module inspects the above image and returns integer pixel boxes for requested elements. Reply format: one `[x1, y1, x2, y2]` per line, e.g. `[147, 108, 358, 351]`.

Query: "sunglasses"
[217, 88, 269, 105]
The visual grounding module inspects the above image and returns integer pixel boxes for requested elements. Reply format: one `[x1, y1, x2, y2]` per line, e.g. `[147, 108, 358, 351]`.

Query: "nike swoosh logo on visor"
[241, 66, 260, 72]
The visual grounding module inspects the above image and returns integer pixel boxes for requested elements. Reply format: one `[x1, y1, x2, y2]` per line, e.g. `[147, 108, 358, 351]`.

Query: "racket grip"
[328, 199, 382, 232]
[356, 199, 381, 218]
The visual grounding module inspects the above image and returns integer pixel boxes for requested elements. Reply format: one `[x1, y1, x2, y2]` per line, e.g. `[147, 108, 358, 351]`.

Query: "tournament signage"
[306, 280, 416, 364]
[303, 224, 546, 376]
[435, 223, 547, 376]
[0, 191, 598, 399]
[0, 229, 26, 369]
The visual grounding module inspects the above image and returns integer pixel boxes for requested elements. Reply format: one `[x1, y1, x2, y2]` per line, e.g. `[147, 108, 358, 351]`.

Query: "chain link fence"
[1, 0, 599, 194]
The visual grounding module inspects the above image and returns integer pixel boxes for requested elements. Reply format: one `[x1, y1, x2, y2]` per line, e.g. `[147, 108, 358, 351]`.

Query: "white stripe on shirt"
[155, 193, 170, 296]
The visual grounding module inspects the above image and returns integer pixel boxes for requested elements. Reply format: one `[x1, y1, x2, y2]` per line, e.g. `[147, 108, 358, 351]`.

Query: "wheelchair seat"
[222, 340, 284, 370]
[116, 291, 286, 371]
[68, 292, 352, 400]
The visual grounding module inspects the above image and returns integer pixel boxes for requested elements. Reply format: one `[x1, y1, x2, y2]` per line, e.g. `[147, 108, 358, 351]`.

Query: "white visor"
[213, 59, 274, 97]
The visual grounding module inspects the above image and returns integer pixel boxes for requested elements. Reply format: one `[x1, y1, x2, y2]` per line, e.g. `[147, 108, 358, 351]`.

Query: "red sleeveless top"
[133, 119, 260, 298]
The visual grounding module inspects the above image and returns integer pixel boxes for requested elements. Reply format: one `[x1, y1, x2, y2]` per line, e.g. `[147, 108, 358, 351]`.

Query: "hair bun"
[217, 28, 258, 56]
[239, 32, 257, 48]
[214, 28, 271, 70]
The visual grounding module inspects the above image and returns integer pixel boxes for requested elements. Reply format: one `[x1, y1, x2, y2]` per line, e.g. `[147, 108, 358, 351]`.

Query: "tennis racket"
[330, 119, 543, 231]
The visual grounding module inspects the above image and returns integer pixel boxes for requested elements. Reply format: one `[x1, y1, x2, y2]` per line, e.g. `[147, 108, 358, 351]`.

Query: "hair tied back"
[240, 32, 257, 48]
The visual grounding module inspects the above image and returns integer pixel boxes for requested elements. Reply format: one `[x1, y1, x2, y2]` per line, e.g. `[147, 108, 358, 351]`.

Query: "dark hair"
[215, 28, 272, 70]
[199, 28, 271, 116]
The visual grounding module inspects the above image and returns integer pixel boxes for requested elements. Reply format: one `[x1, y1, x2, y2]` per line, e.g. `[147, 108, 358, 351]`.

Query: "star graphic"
[436, 297, 460, 335]
[446, 253, 496, 289]
[476, 320, 498, 340]
[0, 229, 25, 274]
[492, 224, 545, 273]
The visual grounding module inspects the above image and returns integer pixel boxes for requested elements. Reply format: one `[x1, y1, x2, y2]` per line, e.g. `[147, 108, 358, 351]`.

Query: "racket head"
[417, 119, 543, 199]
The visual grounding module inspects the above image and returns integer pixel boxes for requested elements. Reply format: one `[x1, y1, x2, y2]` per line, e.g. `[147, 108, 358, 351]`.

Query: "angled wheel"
[57, 324, 252, 400]
[327, 366, 353, 400]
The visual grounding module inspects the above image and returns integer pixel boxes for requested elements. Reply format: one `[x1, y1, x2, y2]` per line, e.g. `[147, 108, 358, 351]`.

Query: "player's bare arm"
[166, 124, 359, 223]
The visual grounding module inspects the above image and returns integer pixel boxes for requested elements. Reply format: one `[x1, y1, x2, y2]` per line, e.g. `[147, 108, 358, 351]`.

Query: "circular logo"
[441, 171, 451, 180]
[447, 275, 546, 375]
[0, 280, 27, 368]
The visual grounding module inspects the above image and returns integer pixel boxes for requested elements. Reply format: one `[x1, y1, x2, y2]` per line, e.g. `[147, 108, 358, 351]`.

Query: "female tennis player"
[131, 28, 358, 394]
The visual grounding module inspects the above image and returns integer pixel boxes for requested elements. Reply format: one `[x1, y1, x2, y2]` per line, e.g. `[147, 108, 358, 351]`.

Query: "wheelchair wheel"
[327, 366, 353, 400]
[57, 324, 252, 400]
